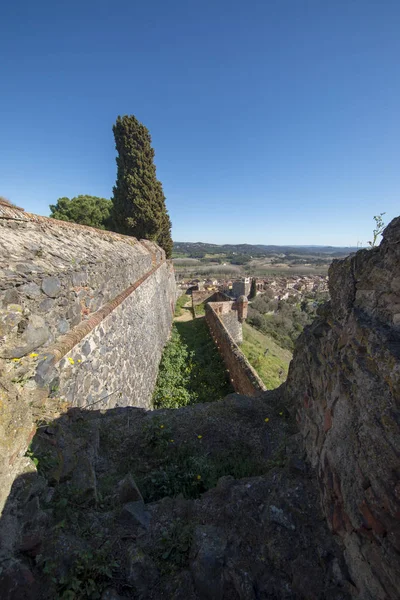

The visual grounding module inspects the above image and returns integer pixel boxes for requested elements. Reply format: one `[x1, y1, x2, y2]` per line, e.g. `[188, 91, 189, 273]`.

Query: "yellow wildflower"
[196, 475, 201, 480]
[68, 357, 75, 365]
[78, 359, 82, 363]
[29, 353, 39, 358]
[279, 412, 283, 416]
[170, 439, 174, 443]
[12, 358, 20, 362]
[197, 435, 202, 439]
[264, 417, 270, 423]
[160, 425, 164, 429]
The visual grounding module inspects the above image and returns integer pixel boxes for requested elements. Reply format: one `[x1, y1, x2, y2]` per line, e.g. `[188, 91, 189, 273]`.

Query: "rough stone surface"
[0, 208, 176, 407]
[205, 302, 265, 396]
[285, 217, 400, 600]
[190, 525, 227, 600]
[0, 394, 352, 599]
[118, 474, 144, 504]
[0, 207, 177, 517]
[0, 208, 161, 356]
[41, 276, 62, 298]
[52, 261, 176, 409]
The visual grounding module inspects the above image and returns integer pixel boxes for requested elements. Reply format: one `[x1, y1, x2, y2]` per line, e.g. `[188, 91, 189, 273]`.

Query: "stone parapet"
[205, 302, 266, 396]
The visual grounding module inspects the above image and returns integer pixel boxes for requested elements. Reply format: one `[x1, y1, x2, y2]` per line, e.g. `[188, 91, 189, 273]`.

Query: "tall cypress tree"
[111, 115, 173, 257]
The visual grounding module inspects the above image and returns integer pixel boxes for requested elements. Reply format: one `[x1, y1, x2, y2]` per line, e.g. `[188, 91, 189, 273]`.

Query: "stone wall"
[0, 204, 177, 512]
[207, 300, 244, 344]
[191, 290, 230, 307]
[205, 302, 266, 396]
[41, 261, 176, 409]
[285, 217, 400, 600]
[0, 205, 176, 407]
[0, 205, 162, 355]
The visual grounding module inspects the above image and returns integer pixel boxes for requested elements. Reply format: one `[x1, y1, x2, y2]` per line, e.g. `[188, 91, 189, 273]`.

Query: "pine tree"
[49, 196, 112, 229]
[249, 278, 257, 299]
[111, 115, 173, 257]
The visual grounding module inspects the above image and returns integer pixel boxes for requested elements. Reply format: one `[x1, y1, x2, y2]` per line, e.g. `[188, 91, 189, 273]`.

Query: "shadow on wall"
[0, 406, 144, 599]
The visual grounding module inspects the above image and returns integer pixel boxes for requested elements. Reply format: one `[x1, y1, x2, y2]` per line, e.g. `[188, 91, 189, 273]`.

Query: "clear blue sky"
[1, 0, 399, 245]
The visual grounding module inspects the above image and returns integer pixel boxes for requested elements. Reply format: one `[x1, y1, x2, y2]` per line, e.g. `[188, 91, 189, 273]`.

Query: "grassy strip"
[240, 323, 292, 389]
[174, 293, 191, 317]
[153, 319, 233, 409]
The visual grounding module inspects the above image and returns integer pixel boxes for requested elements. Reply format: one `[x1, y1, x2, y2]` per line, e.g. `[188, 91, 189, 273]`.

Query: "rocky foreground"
[0, 391, 352, 600]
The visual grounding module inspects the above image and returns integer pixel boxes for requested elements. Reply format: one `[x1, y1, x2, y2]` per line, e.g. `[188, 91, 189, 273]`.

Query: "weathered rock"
[70, 455, 97, 505]
[2, 288, 20, 307]
[0, 308, 24, 335]
[35, 355, 57, 386]
[267, 505, 296, 530]
[18, 533, 43, 557]
[190, 525, 227, 600]
[117, 474, 143, 504]
[41, 276, 62, 298]
[57, 319, 70, 334]
[0, 562, 39, 600]
[285, 217, 400, 600]
[66, 303, 81, 326]
[2, 315, 51, 358]
[71, 271, 88, 287]
[126, 546, 159, 597]
[119, 501, 150, 529]
[19, 282, 41, 299]
[37, 298, 55, 313]
[7, 304, 23, 313]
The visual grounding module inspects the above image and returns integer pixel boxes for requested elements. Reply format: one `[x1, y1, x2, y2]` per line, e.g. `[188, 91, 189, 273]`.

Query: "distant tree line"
[173, 242, 354, 258]
[49, 115, 173, 257]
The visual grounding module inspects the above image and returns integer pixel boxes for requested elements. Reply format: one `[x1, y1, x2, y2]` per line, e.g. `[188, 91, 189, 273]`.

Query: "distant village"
[178, 274, 329, 301]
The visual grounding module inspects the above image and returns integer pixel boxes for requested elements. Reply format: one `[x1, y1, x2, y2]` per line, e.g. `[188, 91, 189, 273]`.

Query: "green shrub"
[153, 326, 193, 409]
[42, 544, 119, 599]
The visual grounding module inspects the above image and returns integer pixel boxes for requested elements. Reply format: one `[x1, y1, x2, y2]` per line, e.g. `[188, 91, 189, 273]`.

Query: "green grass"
[153, 318, 233, 410]
[194, 301, 206, 317]
[240, 323, 292, 390]
[171, 251, 190, 258]
[174, 293, 191, 317]
[175, 317, 233, 403]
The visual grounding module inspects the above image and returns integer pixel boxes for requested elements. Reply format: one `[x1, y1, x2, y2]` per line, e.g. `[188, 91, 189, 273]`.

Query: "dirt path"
[174, 300, 194, 322]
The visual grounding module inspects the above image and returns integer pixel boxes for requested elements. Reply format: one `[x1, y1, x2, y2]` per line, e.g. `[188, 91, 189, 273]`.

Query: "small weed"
[136, 443, 266, 502]
[152, 519, 193, 574]
[142, 416, 173, 451]
[25, 443, 39, 467]
[49, 380, 60, 396]
[41, 543, 119, 599]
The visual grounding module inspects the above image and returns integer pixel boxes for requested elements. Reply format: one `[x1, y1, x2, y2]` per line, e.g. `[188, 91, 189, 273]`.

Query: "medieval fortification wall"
[205, 300, 266, 396]
[0, 202, 177, 510]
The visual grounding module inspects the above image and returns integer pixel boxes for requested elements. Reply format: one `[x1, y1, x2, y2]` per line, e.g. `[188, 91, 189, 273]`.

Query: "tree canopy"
[49, 195, 112, 229]
[111, 115, 173, 257]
